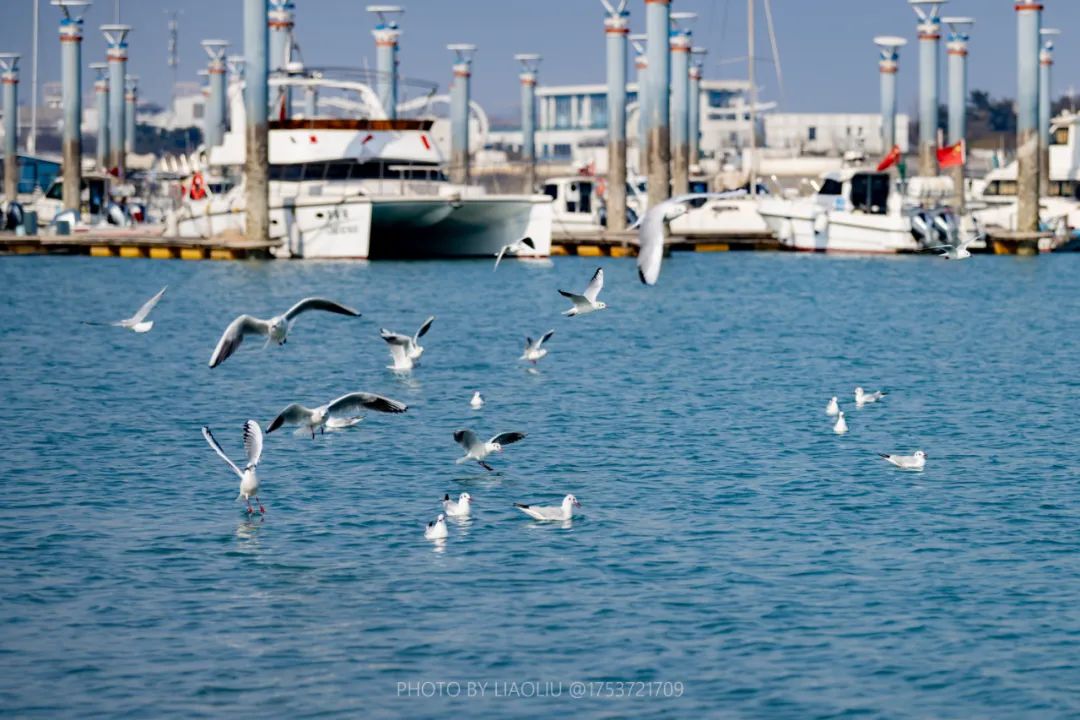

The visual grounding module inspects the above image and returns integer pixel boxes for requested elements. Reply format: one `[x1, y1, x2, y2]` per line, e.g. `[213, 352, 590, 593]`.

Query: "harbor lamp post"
[602, 0, 629, 231]
[669, 11, 695, 196]
[368, 5, 403, 120]
[943, 16, 973, 209]
[909, 0, 946, 177]
[53, 0, 90, 213]
[1039, 27, 1060, 196]
[101, 23, 131, 179]
[1015, 0, 1042, 233]
[515, 53, 541, 194]
[1, 53, 20, 203]
[447, 44, 476, 186]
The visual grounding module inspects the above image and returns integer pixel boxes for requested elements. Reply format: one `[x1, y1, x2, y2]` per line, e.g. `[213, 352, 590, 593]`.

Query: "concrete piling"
[202, 40, 229, 148]
[55, 1, 89, 214]
[944, 17, 972, 209]
[631, 34, 648, 176]
[645, 0, 670, 207]
[515, 53, 540, 194]
[1015, 0, 1042, 232]
[604, 1, 629, 231]
[268, 0, 294, 119]
[1, 53, 20, 203]
[447, 44, 475, 186]
[910, 1, 945, 176]
[89, 62, 108, 169]
[669, 13, 694, 196]
[689, 46, 705, 167]
[124, 75, 137, 155]
[368, 6, 403, 120]
[1039, 28, 1059, 196]
[244, 0, 270, 243]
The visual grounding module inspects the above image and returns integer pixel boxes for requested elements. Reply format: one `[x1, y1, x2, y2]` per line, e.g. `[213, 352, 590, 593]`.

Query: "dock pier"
[0, 230, 277, 260]
[550, 228, 779, 257]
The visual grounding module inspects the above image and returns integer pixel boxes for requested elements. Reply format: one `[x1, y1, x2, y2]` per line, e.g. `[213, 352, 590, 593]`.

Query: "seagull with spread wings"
[267, 392, 408, 439]
[453, 429, 526, 471]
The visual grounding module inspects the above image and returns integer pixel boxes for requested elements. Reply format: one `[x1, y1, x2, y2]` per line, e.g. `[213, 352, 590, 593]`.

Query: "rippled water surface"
[1, 253, 1078, 718]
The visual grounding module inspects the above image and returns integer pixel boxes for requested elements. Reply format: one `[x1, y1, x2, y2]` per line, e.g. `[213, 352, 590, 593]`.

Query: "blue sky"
[1, 0, 1078, 120]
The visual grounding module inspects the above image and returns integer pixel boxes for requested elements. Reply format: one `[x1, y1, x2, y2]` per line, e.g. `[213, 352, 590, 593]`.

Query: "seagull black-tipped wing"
[243, 420, 263, 467]
[489, 431, 526, 446]
[283, 297, 361, 321]
[583, 267, 604, 302]
[267, 403, 314, 433]
[327, 392, 408, 416]
[209, 315, 270, 368]
[202, 426, 243, 478]
[538, 330, 555, 346]
[520, 236, 535, 250]
[454, 429, 480, 451]
[414, 316, 435, 341]
[380, 329, 411, 345]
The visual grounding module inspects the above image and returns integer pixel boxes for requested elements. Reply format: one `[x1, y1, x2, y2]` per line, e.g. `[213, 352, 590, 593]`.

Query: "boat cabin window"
[565, 181, 592, 214]
[1047, 180, 1080, 199]
[45, 181, 63, 200]
[849, 173, 889, 215]
[818, 178, 842, 196]
[543, 184, 558, 200]
[269, 161, 445, 182]
[1052, 127, 1069, 145]
[986, 180, 1017, 196]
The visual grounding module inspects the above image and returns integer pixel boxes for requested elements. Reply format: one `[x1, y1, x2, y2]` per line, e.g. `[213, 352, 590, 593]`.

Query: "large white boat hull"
[759, 199, 919, 254]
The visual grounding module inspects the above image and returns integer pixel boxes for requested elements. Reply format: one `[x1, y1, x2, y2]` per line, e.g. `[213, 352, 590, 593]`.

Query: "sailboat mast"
[747, 0, 756, 195]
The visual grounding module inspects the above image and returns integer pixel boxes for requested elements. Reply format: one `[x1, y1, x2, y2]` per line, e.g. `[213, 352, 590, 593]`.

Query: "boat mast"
[747, 0, 756, 196]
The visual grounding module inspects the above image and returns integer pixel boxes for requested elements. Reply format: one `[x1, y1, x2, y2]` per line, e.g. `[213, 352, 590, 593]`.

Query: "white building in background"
[486, 79, 908, 171]
[140, 82, 206, 131]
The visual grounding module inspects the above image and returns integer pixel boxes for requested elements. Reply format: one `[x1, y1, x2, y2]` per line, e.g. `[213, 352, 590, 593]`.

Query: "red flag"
[876, 144, 901, 172]
[937, 140, 965, 169]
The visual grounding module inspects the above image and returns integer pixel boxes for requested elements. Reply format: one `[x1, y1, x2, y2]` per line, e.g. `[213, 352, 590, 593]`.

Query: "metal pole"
[244, 0, 269, 242]
[748, 0, 756, 194]
[669, 14, 693, 196]
[124, 75, 136, 154]
[268, 0, 294, 119]
[689, 47, 704, 167]
[369, 6, 402, 120]
[604, 1, 629, 231]
[945, 18, 972, 208]
[102, 23, 130, 178]
[1, 55, 19, 202]
[911, 1, 944, 176]
[56, 1, 87, 214]
[447, 44, 475, 186]
[1039, 28, 1059, 196]
[516, 53, 540, 193]
[1016, 1, 1041, 232]
[645, 0, 670, 207]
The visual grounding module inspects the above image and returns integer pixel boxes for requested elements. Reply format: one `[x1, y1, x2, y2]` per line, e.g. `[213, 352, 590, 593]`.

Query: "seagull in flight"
[201, 420, 265, 514]
[443, 492, 472, 518]
[520, 330, 554, 364]
[514, 494, 580, 521]
[208, 297, 360, 368]
[635, 193, 738, 285]
[854, 387, 887, 407]
[926, 234, 976, 260]
[380, 317, 434, 371]
[424, 513, 448, 540]
[267, 391, 407, 438]
[879, 450, 926, 471]
[825, 397, 839, 417]
[559, 267, 606, 316]
[84, 286, 167, 333]
[454, 429, 526, 471]
[494, 236, 536, 270]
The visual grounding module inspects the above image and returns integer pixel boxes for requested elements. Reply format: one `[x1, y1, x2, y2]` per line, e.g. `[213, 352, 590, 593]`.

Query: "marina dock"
[551, 227, 781, 256]
[0, 229, 277, 260]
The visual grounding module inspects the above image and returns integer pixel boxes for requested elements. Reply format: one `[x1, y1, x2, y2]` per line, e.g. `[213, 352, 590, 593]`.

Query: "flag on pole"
[876, 145, 901, 172]
[937, 140, 966, 169]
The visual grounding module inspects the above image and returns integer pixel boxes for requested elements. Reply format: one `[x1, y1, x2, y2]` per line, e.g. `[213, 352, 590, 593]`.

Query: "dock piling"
[603, 0, 629, 231]
[368, 5, 403, 120]
[268, 1, 294, 119]
[910, 1, 946, 177]
[631, 33, 648, 176]
[54, 1, 89, 214]
[124, 75, 137, 155]
[944, 17, 973, 209]
[1039, 28, 1059, 196]
[201, 40, 229, 148]
[1015, 0, 1042, 232]
[0, 53, 19, 204]
[447, 44, 476, 186]
[669, 12, 694, 196]
[689, 46, 705, 167]
[101, 23, 131, 179]
[645, 0, 671, 208]
[515, 53, 541, 194]
[244, 0, 270, 243]
[89, 62, 108, 169]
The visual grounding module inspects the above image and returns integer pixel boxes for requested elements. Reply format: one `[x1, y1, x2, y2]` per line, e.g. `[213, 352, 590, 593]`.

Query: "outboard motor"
[910, 211, 931, 246]
[3, 201, 24, 231]
[931, 208, 959, 248]
[105, 202, 129, 227]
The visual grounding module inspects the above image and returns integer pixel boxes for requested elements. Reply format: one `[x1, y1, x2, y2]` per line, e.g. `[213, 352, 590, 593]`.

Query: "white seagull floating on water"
[442, 492, 472, 518]
[201, 420, 265, 514]
[833, 411, 848, 435]
[267, 391, 408, 438]
[493, 236, 536, 270]
[825, 397, 839, 416]
[855, 387, 887, 407]
[635, 193, 741, 285]
[454, 429, 526, 471]
[520, 330, 554, 364]
[85, 285, 167, 333]
[380, 316, 434, 371]
[425, 513, 449, 540]
[879, 450, 927, 471]
[470, 391, 485, 409]
[559, 267, 606, 316]
[514, 494, 581, 521]
[208, 297, 360, 368]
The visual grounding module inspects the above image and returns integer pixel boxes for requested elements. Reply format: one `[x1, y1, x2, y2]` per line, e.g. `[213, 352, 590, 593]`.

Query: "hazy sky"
[1, 0, 1078, 120]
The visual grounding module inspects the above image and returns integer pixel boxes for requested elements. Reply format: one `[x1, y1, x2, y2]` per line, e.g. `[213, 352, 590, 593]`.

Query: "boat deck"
[0, 228, 278, 260]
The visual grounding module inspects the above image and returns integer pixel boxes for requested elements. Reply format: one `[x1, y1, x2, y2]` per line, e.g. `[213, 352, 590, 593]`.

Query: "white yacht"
[758, 169, 963, 254]
[168, 70, 552, 259]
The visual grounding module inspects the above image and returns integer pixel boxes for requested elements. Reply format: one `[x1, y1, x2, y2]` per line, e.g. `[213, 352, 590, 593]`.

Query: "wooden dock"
[0, 228, 278, 260]
[551, 227, 781, 257]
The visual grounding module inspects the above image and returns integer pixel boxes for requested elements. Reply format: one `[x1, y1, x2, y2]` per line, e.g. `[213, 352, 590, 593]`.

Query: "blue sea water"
[0, 252, 1078, 719]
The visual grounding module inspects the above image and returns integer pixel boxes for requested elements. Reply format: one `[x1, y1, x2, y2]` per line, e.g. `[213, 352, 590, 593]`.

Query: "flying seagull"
[201, 420, 265, 514]
[443, 492, 472, 518]
[854, 387, 887, 407]
[494, 236, 536, 270]
[84, 285, 167, 333]
[559, 267, 606, 316]
[879, 450, 927, 471]
[520, 330, 554, 364]
[454, 429, 526, 471]
[514, 494, 581, 521]
[635, 193, 738, 285]
[925, 234, 976, 260]
[208, 297, 360, 368]
[425, 513, 449, 540]
[267, 391, 407, 438]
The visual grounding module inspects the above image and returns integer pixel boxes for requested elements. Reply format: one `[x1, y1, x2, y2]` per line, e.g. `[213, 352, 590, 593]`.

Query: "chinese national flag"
[937, 140, 965, 169]
[876, 145, 901, 172]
